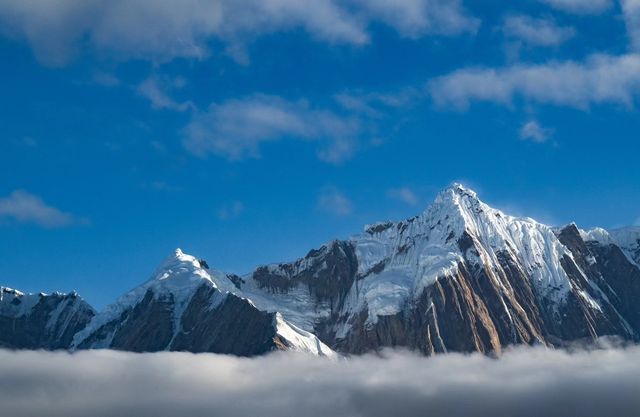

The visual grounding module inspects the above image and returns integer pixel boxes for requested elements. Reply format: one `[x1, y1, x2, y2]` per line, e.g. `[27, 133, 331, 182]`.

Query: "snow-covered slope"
[345, 185, 573, 323]
[274, 313, 336, 357]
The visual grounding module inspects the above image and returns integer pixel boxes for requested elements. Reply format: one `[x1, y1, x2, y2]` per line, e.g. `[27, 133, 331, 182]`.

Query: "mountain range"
[2, 184, 640, 357]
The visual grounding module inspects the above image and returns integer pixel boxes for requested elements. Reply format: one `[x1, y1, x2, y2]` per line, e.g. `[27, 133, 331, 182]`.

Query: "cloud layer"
[1, 346, 640, 417]
[317, 187, 353, 216]
[623, 0, 640, 50]
[502, 15, 575, 47]
[0, 0, 477, 66]
[183, 94, 360, 163]
[429, 53, 640, 109]
[538, 0, 612, 15]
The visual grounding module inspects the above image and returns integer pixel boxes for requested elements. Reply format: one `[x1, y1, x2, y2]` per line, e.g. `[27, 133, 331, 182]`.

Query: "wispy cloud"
[0, 0, 477, 66]
[92, 71, 120, 87]
[335, 88, 420, 117]
[217, 201, 245, 220]
[1, 345, 640, 417]
[519, 120, 553, 143]
[317, 187, 353, 216]
[349, 0, 479, 38]
[538, 0, 612, 14]
[502, 15, 575, 47]
[183, 94, 360, 164]
[622, 0, 640, 51]
[0, 190, 85, 228]
[387, 187, 419, 205]
[137, 76, 193, 112]
[429, 53, 640, 110]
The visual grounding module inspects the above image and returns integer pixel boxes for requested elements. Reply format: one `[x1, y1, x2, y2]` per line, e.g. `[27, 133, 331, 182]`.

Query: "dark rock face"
[0, 289, 94, 350]
[587, 242, 640, 332]
[171, 285, 278, 356]
[253, 240, 359, 311]
[109, 290, 175, 352]
[78, 284, 281, 356]
[332, 265, 504, 355]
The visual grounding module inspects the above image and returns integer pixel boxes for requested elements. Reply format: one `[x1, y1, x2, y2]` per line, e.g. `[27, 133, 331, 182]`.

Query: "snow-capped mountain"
[71, 249, 334, 357]
[237, 184, 640, 354]
[2, 184, 640, 356]
[0, 287, 94, 349]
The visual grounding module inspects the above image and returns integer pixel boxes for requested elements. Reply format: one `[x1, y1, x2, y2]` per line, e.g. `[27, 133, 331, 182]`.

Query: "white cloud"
[217, 201, 244, 220]
[137, 76, 193, 112]
[387, 187, 419, 205]
[622, 0, 640, 51]
[2, 345, 640, 417]
[183, 95, 360, 164]
[502, 15, 575, 47]
[429, 53, 640, 110]
[538, 0, 612, 14]
[349, 0, 479, 38]
[0, 0, 477, 66]
[0, 190, 82, 228]
[519, 120, 553, 143]
[335, 88, 419, 117]
[317, 187, 353, 216]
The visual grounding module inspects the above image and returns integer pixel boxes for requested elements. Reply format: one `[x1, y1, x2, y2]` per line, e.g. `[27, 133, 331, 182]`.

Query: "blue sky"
[1, 0, 640, 309]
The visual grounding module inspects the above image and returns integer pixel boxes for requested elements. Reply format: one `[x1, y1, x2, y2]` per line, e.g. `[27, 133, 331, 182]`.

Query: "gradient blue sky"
[1, 0, 640, 308]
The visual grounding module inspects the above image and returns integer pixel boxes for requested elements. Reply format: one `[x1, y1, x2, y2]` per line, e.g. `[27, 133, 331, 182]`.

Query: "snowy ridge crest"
[72, 248, 219, 348]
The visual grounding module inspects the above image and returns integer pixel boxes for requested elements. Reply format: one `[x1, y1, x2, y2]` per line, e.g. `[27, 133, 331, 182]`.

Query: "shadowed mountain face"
[2, 185, 640, 356]
[0, 288, 94, 349]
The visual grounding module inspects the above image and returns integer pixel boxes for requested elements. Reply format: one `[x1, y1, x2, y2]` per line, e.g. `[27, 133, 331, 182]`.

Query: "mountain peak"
[437, 183, 480, 205]
[425, 183, 486, 228]
[152, 248, 212, 285]
[450, 182, 477, 195]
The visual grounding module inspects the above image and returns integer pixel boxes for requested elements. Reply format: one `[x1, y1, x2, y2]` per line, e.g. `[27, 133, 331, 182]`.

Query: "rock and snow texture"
[2, 184, 640, 356]
[609, 227, 640, 265]
[0, 287, 94, 349]
[582, 226, 640, 265]
[72, 249, 219, 349]
[72, 249, 336, 356]
[240, 184, 640, 354]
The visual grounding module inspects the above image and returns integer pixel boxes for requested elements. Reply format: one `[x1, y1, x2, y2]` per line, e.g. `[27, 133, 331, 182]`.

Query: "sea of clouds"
[1, 344, 639, 417]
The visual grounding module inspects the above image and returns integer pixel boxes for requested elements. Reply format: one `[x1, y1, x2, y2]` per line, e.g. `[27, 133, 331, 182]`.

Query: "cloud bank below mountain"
[1, 344, 639, 417]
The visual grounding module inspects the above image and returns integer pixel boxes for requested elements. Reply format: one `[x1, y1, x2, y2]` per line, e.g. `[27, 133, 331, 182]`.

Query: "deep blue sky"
[1, 0, 639, 309]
